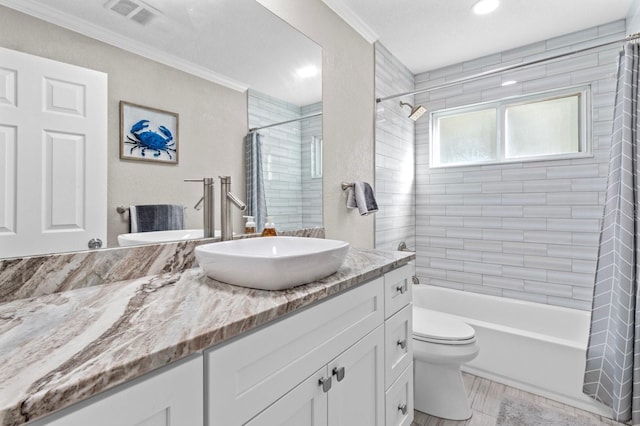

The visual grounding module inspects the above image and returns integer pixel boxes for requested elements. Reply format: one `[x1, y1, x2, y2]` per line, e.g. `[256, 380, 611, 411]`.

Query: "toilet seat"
[413, 307, 476, 345]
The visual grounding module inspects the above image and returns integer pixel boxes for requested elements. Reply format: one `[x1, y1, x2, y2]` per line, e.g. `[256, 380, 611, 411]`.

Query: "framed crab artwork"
[119, 101, 179, 164]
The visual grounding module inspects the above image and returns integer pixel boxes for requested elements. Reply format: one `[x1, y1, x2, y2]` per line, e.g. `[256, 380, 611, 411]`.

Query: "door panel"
[0, 46, 107, 257]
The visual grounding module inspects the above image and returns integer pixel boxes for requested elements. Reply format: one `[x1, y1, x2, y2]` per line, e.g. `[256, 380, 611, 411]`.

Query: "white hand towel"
[346, 182, 378, 216]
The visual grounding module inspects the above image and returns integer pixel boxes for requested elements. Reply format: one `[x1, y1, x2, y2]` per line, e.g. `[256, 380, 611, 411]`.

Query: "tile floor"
[410, 373, 624, 426]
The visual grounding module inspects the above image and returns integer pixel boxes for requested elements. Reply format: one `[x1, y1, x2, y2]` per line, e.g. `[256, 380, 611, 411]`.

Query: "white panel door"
[0, 46, 107, 258]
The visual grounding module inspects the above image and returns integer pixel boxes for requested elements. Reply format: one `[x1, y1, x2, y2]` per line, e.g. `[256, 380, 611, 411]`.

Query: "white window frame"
[429, 86, 591, 168]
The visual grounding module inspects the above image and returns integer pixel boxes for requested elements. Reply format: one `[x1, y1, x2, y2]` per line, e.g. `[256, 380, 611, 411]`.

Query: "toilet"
[412, 307, 479, 420]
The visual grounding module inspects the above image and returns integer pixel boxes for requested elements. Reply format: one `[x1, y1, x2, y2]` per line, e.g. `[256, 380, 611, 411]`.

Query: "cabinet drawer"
[206, 277, 384, 426]
[385, 363, 414, 426]
[384, 264, 413, 318]
[385, 304, 412, 388]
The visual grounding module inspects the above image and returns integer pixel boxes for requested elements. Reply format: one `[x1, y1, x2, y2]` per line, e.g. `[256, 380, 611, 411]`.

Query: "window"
[430, 87, 589, 167]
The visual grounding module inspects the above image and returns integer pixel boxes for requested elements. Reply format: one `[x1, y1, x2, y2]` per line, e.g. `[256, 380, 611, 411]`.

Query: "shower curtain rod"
[249, 112, 323, 132]
[377, 32, 640, 103]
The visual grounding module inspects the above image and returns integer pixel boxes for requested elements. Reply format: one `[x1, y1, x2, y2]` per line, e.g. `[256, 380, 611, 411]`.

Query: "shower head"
[399, 101, 426, 121]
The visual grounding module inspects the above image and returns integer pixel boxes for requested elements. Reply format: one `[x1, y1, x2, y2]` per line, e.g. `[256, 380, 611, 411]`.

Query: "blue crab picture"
[125, 119, 176, 159]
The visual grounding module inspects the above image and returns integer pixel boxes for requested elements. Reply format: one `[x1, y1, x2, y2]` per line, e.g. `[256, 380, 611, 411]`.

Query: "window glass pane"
[505, 95, 579, 158]
[437, 108, 497, 165]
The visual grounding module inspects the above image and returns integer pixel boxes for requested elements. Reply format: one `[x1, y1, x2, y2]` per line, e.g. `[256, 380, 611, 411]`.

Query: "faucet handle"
[185, 178, 214, 184]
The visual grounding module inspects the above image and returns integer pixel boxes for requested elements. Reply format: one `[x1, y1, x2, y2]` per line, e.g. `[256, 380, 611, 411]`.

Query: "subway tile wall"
[375, 43, 416, 252]
[248, 91, 322, 231]
[413, 20, 624, 310]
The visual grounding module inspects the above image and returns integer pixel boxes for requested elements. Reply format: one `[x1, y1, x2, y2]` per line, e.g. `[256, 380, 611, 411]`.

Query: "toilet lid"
[413, 307, 476, 343]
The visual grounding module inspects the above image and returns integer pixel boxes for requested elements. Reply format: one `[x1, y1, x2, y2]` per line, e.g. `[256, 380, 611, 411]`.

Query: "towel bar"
[116, 205, 187, 214]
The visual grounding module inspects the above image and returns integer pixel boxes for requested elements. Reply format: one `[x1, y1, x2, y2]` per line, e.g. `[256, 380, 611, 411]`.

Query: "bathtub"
[413, 285, 611, 417]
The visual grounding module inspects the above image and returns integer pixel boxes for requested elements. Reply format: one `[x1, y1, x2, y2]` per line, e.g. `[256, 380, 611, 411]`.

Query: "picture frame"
[119, 101, 179, 164]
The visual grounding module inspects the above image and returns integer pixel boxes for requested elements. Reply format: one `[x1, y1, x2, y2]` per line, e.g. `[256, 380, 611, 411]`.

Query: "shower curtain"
[245, 132, 268, 231]
[583, 40, 640, 423]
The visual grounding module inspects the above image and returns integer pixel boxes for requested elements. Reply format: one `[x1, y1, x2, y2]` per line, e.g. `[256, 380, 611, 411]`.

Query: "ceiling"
[321, 0, 633, 74]
[0, 0, 322, 106]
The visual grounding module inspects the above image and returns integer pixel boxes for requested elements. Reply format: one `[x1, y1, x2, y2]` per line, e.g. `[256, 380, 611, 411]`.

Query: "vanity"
[0, 247, 414, 426]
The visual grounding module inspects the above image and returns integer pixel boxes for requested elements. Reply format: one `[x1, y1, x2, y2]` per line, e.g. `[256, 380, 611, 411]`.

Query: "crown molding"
[321, 0, 378, 44]
[0, 0, 248, 93]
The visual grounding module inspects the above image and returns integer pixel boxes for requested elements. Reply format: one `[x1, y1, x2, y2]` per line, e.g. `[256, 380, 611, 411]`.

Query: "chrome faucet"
[219, 176, 246, 241]
[185, 177, 215, 238]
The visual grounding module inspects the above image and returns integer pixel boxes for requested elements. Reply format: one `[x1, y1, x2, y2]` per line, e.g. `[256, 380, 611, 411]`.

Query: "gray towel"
[346, 181, 378, 216]
[129, 204, 184, 233]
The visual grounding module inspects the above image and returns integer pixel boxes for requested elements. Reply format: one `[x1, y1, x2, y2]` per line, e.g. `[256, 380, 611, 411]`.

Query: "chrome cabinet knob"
[397, 339, 407, 349]
[398, 403, 408, 415]
[319, 376, 332, 393]
[332, 366, 345, 382]
[396, 282, 407, 294]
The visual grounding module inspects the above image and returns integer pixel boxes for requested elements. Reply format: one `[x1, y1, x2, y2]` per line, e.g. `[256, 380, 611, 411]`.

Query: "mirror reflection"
[0, 0, 322, 259]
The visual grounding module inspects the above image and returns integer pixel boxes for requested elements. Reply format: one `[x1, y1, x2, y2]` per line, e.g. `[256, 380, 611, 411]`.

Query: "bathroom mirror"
[0, 0, 322, 258]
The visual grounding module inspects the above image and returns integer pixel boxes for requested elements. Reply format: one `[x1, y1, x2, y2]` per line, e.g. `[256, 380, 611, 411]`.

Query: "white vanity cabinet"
[206, 264, 415, 426]
[28, 354, 203, 426]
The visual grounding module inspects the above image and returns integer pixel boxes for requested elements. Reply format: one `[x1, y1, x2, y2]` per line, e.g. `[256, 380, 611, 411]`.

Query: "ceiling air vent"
[104, 0, 161, 25]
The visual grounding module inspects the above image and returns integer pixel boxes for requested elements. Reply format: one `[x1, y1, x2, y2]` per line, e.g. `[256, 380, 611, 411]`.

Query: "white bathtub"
[413, 285, 611, 417]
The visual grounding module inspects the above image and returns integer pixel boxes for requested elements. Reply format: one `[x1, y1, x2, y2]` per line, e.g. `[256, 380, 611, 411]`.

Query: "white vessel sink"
[195, 237, 350, 290]
[117, 229, 221, 246]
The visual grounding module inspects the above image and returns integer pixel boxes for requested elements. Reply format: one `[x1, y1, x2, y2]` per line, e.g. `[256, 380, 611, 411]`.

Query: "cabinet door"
[328, 326, 385, 426]
[30, 355, 203, 426]
[245, 367, 329, 426]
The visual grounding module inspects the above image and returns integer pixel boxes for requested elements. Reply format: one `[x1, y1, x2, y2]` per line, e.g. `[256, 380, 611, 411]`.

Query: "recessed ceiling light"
[502, 80, 517, 86]
[296, 66, 319, 79]
[472, 0, 499, 15]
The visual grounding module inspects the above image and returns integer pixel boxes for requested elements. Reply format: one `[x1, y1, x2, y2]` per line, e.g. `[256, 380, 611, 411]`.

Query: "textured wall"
[374, 43, 416, 252]
[414, 21, 624, 310]
[258, 0, 376, 248]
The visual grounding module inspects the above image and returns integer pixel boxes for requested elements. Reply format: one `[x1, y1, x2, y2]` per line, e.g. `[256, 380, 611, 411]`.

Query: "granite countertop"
[0, 247, 414, 426]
